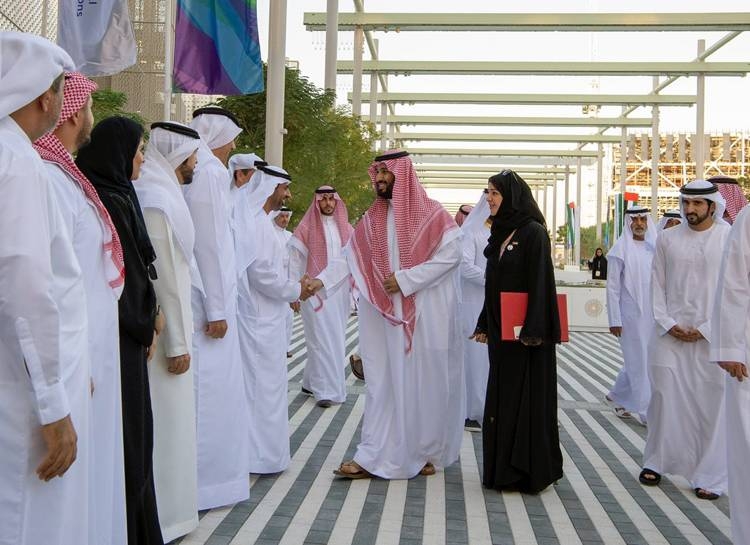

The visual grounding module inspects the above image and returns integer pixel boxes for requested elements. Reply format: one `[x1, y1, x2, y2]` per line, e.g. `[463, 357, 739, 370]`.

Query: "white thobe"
[272, 225, 295, 350]
[237, 210, 301, 473]
[606, 241, 654, 420]
[183, 154, 249, 509]
[143, 210, 199, 542]
[0, 117, 90, 545]
[45, 162, 126, 545]
[709, 205, 750, 545]
[290, 216, 352, 403]
[644, 222, 730, 494]
[346, 204, 464, 479]
[460, 225, 490, 423]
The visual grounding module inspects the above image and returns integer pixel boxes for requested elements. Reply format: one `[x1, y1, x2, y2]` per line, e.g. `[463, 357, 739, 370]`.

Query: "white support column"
[618, 106, 628, 239]
[543, 183, 549, 224]
[324, 0, 339, 93]
[695, 39, 706, 180]
[552, 176, 558, 249]
[564, 165, 571, 264]
[265, 0, 288, 165]
[380, 99, 388, 151]
[162, 0, 174, 121]
[595, 144, 603, 244]
[575, 158, 582, 267]
[651, 75, 660, 219]
[352, 25, 364, 116]
[369, 39, 379, 126]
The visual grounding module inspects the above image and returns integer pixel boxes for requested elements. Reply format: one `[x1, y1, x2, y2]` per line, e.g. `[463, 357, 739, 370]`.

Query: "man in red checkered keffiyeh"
[708, 175, 748, 225]
[289, 186, 354, 407]
[337, 150, 465, 481]
[34, 72, 125, 294]
[33, 71, 129, 544]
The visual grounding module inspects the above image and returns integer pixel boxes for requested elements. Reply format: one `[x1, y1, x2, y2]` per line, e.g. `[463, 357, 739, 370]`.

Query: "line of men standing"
[4, 30, 464, 545]
[605, 177, 750, 544]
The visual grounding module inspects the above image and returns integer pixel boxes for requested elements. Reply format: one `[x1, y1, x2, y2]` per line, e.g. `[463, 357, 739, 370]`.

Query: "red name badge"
[500, 292, 569, 343]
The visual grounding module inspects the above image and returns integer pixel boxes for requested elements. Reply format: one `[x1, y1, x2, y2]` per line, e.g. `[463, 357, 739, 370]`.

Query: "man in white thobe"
[185, 107, 249, 509]
[234, 165, 307, 473]
[34, 72, 126, 545]
[640, 180, 730, 500]
[0, 32, 90, 545]
[272, 207, 297, 356]
[134, 122, 201, 541]
[710, 204, 750, 545]
[459, 193, 490, 431]
[336, 150, 464, 480]
[605, 206, 656, 423]
[290, 186, 353, 408]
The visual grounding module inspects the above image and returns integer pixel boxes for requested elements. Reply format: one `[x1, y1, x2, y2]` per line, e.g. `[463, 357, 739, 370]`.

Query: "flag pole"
[163, 0, 174, 121]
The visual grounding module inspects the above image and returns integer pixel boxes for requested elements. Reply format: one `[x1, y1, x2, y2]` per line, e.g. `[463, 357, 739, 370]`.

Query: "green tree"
[556, 223, 609, 265]
[91, 90, 145, 127]
[218, 65, 377, 228]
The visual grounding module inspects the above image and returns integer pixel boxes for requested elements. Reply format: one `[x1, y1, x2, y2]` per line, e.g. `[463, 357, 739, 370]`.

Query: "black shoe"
[464, 419, 481, 432]
[301, 387, 313, 396]
[316, 399, 332, 408]
[287, 351, 293, 358]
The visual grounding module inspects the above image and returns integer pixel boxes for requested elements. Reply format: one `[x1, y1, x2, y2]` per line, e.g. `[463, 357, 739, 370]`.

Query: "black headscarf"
[484, 170, 546, 259]
[76, 116, 155, 267]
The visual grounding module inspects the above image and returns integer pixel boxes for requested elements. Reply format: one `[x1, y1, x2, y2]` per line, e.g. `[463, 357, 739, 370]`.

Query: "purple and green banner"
[566, 202, 576, 249]
[173, 0, 264, 95]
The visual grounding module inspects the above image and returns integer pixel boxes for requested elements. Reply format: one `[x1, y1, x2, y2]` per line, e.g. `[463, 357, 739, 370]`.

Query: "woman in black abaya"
[77, 117, 164, 545]
[471, 169, 563, 494]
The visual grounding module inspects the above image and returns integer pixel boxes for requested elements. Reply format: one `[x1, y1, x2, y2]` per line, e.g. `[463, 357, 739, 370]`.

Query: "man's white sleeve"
[606, 257, 623, 328]
[651, 235, 676, 335]
[395, 235, 461, 298]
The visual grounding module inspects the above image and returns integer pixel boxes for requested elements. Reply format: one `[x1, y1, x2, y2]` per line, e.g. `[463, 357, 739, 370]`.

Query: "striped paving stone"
[174, 320, 733, 545]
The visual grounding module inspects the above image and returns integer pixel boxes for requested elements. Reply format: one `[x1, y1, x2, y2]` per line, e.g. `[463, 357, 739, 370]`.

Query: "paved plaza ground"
[175, 316, 732, 545]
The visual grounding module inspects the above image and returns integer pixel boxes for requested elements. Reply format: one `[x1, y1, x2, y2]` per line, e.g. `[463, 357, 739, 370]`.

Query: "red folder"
[500, 292, 569, 343]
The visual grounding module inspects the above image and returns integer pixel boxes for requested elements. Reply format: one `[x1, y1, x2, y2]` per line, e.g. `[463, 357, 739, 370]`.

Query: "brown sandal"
[333, 461, 373, 480]
[350, 354, 365, 381]
[420, 462, 436, 476]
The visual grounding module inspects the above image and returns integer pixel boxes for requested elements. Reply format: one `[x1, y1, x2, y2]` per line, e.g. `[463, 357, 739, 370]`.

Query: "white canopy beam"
[337, 60, 750, 76]
[352, 92, 697, 105]
[305, 12, 750, 32]
[393, 132, 622, 144]
[388, 115, 654, 127]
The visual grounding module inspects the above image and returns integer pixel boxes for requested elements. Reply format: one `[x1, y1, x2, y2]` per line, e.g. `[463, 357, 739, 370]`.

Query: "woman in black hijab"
[588, 247, 608, 280]
[76, 117, 164, 545]
[471, 169, 563, 494]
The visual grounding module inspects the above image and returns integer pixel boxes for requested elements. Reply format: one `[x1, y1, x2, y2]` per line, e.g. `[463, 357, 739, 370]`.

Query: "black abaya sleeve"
[474, 303, 488, 335]
[519, 223, 561, 344]
[107, 194, 157, 348]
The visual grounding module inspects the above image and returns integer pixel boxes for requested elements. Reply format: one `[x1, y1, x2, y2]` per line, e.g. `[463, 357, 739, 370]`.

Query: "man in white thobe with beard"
[34, 72, 127, 545]
[605, 207, 656, 423]
[134, 122, 201, 541]
[290, 186, 354, 408]
[459, 192, 491, 432]
[185, 107, 249, 509]
[234, 165, 309, 473]
[640, 180, 730, 500]
[271, 207, 297, 356]
[710, 204, 750, 545]
[335, 150, 464, 480]
[0, 32, 91, 545]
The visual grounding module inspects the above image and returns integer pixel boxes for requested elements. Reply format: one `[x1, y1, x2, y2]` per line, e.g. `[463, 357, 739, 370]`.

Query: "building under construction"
[612, 132, 750, 214]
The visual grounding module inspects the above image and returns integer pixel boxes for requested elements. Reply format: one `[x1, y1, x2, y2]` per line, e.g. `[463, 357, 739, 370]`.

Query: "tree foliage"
[218, 66, 377, 228]
[556, 223, 609, 265]
[91, 90, 145, 128]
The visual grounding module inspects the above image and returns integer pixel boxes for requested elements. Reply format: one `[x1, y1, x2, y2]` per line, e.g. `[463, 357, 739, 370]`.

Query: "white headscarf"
[607, 206, 657, 314]
[134, 123, 200, 264]
[657, 209, 682, 231]
[0, 31, 74, 118]
[190, 109, 242, 150]
[460, 190, 492, 241]
[233, 165, 291, 276]
[679, 179, 728, 226]
[270, 207, 292, 222]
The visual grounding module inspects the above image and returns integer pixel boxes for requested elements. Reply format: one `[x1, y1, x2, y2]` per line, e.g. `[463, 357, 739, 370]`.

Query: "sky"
[251, 1, 750, 222]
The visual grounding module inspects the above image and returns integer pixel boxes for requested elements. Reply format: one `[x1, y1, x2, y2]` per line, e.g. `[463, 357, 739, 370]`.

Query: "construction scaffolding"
[612, 132, 750, 214]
